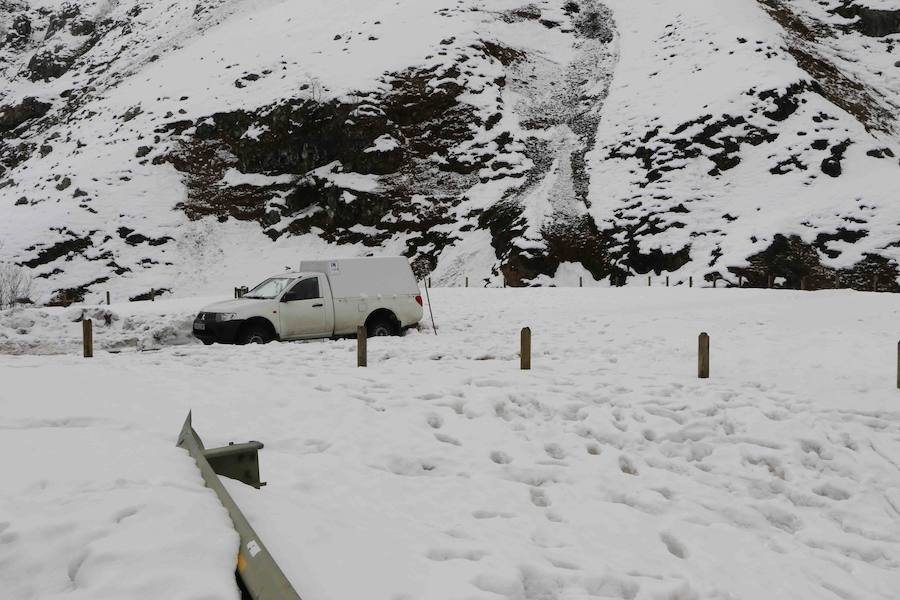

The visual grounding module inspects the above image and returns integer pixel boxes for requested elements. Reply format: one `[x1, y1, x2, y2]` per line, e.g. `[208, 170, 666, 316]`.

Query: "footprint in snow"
[544, 443, 565, 460]
[435, 433, 461, 446]
[660, 532, 688, 559]
[490, 450, 512, 464]
[619, 455, 639, 475]
[426, 413, 443, 429]
[425, 548, 487, 561]
[813, 482, 851, 501]
[530, 487, 551, 507]
[472, 510, 514, 519]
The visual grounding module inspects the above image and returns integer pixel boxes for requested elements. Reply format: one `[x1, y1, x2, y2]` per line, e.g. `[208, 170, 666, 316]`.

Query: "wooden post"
[427, 277, 431, 288]
[738, 275, 743, 288]
[713, 278, 717, 289]
[648, 275, 651, 287]
[465, 276, 468, 288]
[106, 291, 111, 305]
[579, 276, 583, 288]
[666, 276, 670, 287]
[83, 319, 93, 358]
[873, 274, 878, 293]
[357, 326, 367, 368]
[520, 327, 531, 371]
[689, 276, 693, 288]
[767, 273, 774, 289]
[834, 273, 840, 289]
[698, 332, 709, 379]
[151, 288, 155, 302]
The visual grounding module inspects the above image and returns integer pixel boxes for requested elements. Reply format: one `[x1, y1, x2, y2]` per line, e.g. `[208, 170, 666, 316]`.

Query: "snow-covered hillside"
[0, 0, 899, 303]
[2, 288, 900, 599]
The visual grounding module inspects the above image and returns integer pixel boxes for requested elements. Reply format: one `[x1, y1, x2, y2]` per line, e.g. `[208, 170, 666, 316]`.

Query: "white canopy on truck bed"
[299, 257, 419, 300]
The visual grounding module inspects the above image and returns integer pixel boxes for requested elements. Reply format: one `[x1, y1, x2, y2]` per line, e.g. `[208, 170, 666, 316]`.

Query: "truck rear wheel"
[367, 315, 397, 337]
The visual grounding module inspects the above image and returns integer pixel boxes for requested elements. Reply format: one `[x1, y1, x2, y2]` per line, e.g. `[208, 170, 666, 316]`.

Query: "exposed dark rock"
[821, 139, 851, 177]
[55, 177, 71, 190]
[135, 145, 151, 158]
[729, 233, 898, 291]
[70, 18, 96, 37]
[116, 227, 173, 246]
[573, 1, 614, 41]
[27, 47, 74, 81]
[121, 105, 143, 122]
[15, 196, 27, 206]
[501, 4, 542, 23]
[814, 227, 867, 258]
[2, 14, 32, 49]
[20, 233, 93, 269]
[760, 1, 895, 132]
[129, 288, 171, 302]
[0, 97, 52, 133]
[832, 4, 900, 37]
[759, 82, 812, 121]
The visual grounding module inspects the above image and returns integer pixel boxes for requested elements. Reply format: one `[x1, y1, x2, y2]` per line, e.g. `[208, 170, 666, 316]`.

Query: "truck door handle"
[312, 303, 323, 308]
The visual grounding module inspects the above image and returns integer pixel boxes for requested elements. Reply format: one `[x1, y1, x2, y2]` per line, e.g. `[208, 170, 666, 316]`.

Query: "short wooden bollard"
[648, 275, 651, 287]
[666, 276, 670, 287]
[713, 278, 718, 289]
[738, 275, 743, 288]
[698, 332, 710, 379]
[835, 273, 841, 289]
[520, 327, 531, 371]
[465, 277, 468, 288]
[689, 276, 693, 288]
[357, 326, 367, 368]
[106, 291, 111, 305]
[427, 277, 431, 288]
[83, 319, 93, 358]
[873, 275, 879, 293]
[579, 276, 583, 288]
[150, 288, 155, 302]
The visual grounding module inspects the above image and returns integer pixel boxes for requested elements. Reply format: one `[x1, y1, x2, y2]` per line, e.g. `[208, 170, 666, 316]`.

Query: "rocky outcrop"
[0, 97, 51, 134]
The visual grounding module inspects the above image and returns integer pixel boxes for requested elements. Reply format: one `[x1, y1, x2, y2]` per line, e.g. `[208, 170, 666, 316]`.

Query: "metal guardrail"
[177, 413, 302, 600]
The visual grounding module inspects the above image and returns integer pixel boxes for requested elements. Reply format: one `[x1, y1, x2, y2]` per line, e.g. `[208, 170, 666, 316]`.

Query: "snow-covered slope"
[0, 0, 898, 303]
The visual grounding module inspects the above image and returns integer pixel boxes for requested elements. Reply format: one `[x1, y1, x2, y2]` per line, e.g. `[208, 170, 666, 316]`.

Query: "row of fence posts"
[423, 273, 885, 291]
[347, 325, 900, 389]
[90, 271, 885, 308]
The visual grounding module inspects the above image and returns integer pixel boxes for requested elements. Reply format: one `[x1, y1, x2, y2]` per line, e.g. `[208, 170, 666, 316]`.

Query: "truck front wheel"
[238, 323, 274, 345]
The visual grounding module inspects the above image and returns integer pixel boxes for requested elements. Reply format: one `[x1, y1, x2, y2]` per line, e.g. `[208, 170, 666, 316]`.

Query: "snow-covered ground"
[3, 287, 900, 599]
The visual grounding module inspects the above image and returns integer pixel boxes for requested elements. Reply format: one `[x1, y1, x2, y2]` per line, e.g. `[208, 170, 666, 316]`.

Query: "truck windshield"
[243, 277, 293, 299]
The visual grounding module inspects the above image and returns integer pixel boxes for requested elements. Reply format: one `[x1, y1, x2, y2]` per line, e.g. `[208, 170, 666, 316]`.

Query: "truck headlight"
[215, 313, 238, 322]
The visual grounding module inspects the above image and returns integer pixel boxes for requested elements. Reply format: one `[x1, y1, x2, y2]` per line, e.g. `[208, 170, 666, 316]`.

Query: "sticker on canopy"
[329, 261, 340, 275]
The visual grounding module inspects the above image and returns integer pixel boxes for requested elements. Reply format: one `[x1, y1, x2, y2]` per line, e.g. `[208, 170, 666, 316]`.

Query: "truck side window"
[288, 278, 320, 301]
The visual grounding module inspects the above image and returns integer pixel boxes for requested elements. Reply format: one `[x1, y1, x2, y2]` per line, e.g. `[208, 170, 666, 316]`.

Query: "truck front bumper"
[193, 318, 243, 344]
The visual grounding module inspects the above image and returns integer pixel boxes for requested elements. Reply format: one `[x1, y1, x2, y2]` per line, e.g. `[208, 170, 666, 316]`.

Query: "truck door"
[278, 275, 333, 339]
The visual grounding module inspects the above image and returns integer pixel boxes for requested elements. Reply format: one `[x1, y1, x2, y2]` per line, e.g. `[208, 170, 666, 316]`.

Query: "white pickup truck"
[193, 257, 424, 344]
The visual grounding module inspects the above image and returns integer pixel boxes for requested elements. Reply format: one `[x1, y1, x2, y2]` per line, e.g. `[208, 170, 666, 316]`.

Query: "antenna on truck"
[423, 278, 437, 335]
